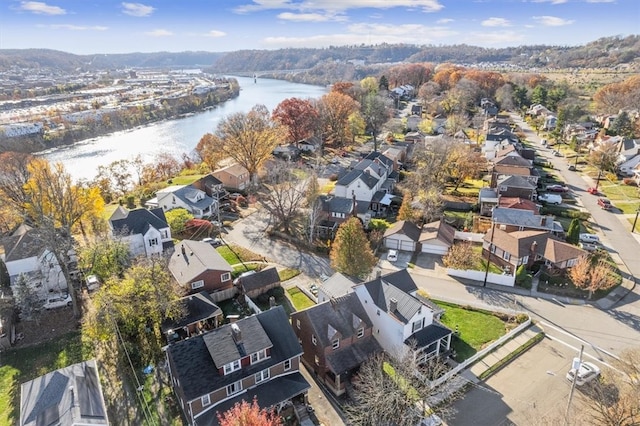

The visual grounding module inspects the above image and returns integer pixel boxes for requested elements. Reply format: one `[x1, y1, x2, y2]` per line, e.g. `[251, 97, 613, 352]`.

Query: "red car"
[546, 184, 569, 193]
[587, 187, 600, 195]
[597, 198, 612, 210]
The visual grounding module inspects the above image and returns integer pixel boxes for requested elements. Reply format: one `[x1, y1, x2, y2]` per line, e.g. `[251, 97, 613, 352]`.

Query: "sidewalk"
[468, 323, 544, 379]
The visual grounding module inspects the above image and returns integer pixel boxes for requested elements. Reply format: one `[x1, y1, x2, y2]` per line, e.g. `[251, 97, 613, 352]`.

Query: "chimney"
[389, 298, 398, 313]
[231, 323, 242, 343]
[375, 269, 381, 279]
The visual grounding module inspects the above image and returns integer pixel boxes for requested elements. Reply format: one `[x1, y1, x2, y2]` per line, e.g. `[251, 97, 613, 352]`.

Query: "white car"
[387, 250, 398, 262]
[85, 274, 101, 292]
[579, 233, 600, 244]
[44, 293, 72, 310]
[566, 360, 601, 386]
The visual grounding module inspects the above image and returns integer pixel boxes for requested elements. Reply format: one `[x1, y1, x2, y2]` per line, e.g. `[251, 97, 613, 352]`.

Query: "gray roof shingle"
[169, 240, 232, 284]
[239, 267, 280, 293]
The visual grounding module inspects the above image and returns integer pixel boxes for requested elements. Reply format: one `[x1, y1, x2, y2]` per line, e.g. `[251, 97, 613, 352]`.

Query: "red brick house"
[169, 240, 234, 301]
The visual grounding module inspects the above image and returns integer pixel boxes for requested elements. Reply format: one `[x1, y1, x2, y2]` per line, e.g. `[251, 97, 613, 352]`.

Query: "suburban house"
[543, 115, 557, 131]
[479, 188, 500, 216]
[335, 152, 396, 205]
[166, 306, 310, 426]
[20, 359, 109, 426]
[527, 103, 552, 117]
[291, 293, 383, 396]
[191, 174, 227, 201]
[383, 220, 421, 252]
[483, 228, 585, 272]
[212, 163, 250, 191]
[353, 272, 452, 362]
[151, 185, 216, 219]
[272, 144, 301, 161]
[419, 221, 456, 255]
[235, 267, 281, 299]
[406, 114, 422, 131]
[491, 207, 564, 237]
[498, 197, 540, 215]
[168, 240, 234, 301]
[109, 206, 173, 257]
[404, 131, 425, 144]
[496, 175, 537, 200]
[0, 225, 68, 300]
[162, 291, 224, 343]
[490, 155, 539, 188]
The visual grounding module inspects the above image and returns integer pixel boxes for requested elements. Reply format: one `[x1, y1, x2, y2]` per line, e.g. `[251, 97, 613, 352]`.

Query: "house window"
[191, 280, 204, 290]
[332, 339, 340, 350]
[312, 335, 317, 345]
[226, 381, 242, 396]
[161, 230, 169, 239]
[503, 252, 511, 261]
[221, 272, 231, 282]
[223, 359, 241, 375]
[521, 256, 529, 265]
[412, 319, 423, 333]
[296, 319, 300, 329]
[254, 368, 270, 384]
[490, 245, 496, 254]
[251, 349, 267, 364]
[284, 359, 291, 371]
[149, 238, 158, 246]
[201, 394, 211, 407]
[357, 328, 364, 338]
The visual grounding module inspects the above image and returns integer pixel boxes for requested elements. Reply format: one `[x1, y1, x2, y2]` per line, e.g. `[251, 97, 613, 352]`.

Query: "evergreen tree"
[330, 217, 377, 278]
[566, 218, 581, 245]
[515, 264, 528, 285]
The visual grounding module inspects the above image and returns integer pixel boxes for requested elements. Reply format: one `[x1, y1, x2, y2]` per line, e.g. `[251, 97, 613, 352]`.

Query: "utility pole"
[565, 345, 584, 425]
[633, 208, 640, 233]
[483, 219, 496, 287]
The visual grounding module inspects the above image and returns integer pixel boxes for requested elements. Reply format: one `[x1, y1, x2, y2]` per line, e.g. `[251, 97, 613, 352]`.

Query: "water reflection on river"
[42, 76, 327, 181]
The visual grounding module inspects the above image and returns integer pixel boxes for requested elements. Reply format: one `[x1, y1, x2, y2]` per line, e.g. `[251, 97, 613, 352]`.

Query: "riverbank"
[1, 82, 240, 154]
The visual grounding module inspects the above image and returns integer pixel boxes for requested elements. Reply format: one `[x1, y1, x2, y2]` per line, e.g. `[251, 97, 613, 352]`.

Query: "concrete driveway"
[378, 250, 412, 270]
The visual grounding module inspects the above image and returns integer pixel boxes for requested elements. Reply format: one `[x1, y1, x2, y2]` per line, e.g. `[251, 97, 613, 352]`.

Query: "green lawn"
[601, 183, 640, 201]
[217, 245, 242, 264]
[170, 174, 206, 185]
[0, 332, 93, 426]
[286, 287, 316, 311]
[279, 268, 301, 282]
[434, 301, 508, 360]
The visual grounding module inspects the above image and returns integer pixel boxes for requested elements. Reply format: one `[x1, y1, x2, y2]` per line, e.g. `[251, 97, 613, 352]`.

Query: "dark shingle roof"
[326, 337, 382, 375]
[239, 267, 280, 293]
[405, 322, 452, 348]
[1, 228, 47, 262]
[167, 306, 302, 401]
[110, 207, 168, 235]
[169, 241, 232, 284]
[363, 279, 422, 324]
[320, 195, 354, 214]
[383, 220, 421, 242]
[336, 169, 379, 189]
[203, 315, 272, 366]
[161, 291, 222, 333]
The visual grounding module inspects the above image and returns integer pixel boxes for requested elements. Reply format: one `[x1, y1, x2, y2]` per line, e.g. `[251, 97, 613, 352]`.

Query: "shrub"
[623, 178, 638, 186]
[329, 173, 339, 181]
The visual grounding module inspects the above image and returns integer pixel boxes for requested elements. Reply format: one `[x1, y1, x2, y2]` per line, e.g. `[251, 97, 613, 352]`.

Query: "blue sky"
[0, 0, 638, 54]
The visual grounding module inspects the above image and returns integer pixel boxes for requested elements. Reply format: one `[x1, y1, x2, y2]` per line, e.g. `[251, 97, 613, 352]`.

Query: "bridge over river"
[227, 69, 311, 78]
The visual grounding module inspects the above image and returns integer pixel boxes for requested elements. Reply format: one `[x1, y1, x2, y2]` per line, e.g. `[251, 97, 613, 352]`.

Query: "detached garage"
[383, 220, 421, 252]
[420, 221, 455, 255]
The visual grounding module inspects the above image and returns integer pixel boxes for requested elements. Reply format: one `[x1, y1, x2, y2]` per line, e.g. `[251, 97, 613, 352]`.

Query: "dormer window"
[250, 349, 268, 364]
[332, 339, 340, 350]
[223, 359, 241, 375]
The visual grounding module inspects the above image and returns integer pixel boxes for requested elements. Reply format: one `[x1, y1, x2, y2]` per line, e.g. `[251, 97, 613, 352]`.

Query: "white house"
[353, 271, 452, 362]
[0, 225, 68, 300]
[109, 206, 173, 257]
[151, 185, 216, 218]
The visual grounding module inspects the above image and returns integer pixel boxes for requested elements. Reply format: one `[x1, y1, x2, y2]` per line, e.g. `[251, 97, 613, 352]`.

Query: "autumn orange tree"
[217, 398, 281, 426]
[272, 97, 319, 145]
[316, 91, 360, 147]
[442, 242, 478, 270]
[569, 254, 619, 299]
[330, 217, 377, 278]
[197, 104, 284, 184]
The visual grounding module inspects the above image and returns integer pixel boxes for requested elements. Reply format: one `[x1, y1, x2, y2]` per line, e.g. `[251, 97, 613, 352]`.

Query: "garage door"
[400, 240, 415, 251]
[385, 238, 400, 250]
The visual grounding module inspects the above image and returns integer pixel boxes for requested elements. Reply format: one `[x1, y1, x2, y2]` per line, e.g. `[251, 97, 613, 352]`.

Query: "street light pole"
[565, 345, 584, 425]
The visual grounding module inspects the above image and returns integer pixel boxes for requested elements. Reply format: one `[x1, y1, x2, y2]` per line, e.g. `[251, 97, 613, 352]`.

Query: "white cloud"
[481, 17, 511, 27]
[235, 0, 444, 14]
[436, 18, 454, 24]
[43, 24, 108, 31]
[585, 0, 615, 2]
[19, 1, 65, 15]
[277, 12, 347, 22]
[122, 2, 155, 17]
[533, 15, 574, 26]
[463, 30, 525, 45]
[204, 30, 226, 38]
[145, 29, 173, 37]
[531, 0, 567, 4]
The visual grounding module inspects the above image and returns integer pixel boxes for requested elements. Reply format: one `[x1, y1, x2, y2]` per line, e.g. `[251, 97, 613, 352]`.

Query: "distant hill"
[0, 49, 224, 72]
[1, 35, 638, 73]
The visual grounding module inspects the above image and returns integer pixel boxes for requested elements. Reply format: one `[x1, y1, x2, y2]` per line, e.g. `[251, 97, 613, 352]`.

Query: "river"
[41, 76, 327, 181]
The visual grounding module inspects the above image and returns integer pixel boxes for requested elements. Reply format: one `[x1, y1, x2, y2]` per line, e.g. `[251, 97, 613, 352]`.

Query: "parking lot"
[447, 337, 593, 425]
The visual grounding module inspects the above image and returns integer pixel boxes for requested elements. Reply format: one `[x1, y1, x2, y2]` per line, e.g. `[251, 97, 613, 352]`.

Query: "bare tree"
[442, 242, 478, 270]
[347, 347, 461, 426]
[307, 197, 323, 245]
[260, 161, 307, 235]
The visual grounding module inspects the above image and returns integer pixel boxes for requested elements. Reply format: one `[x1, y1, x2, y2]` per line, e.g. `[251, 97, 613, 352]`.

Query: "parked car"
[202, 237, 222, 247]
[44, 293, 72, 310]
[579, 233, 600, 244]
[85, 274, 101, 292]
[538, 193, 562, 205]
[553, 150, 563, 157]
[579, 242, 599, 252]
[387, 249, 398, 262]
[587, 187, 600, 195]
[597, 198, 612, 210]
[566, 360, 601, 386]
[568, 165, 577, 171]
[547, 184, 569, 193]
